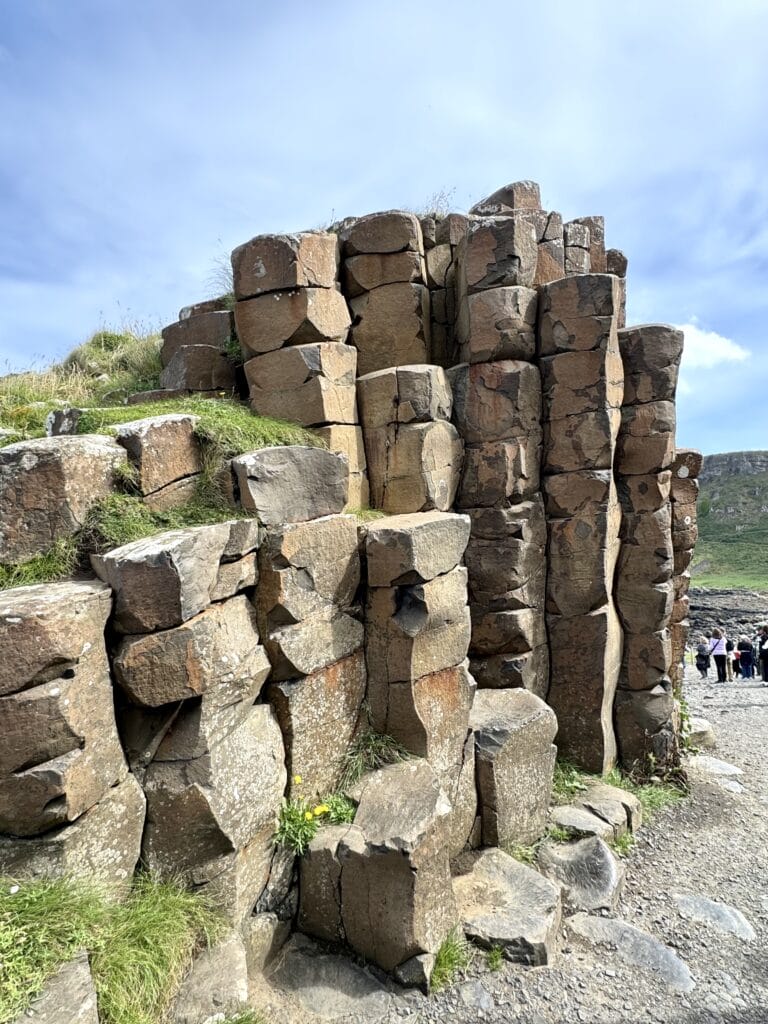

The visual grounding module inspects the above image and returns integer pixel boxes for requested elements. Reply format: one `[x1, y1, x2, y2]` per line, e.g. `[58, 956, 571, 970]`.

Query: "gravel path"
[418, 664, 768, 1023]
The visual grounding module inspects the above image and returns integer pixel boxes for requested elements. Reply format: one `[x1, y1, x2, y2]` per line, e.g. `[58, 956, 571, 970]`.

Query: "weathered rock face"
[343, 251, 425, 297]
[537, 836, 625, 912]
[159, 346, 237, 392]
[10, 950, 99, 1024]
[457, 217, 538, 294]
[113, 415, 202, 498]
[349, 283, 431, 376]
[232, 231, 340, 299]
[161, 311, 234, 368]
[0, 435, 126, 563]
[456, 287, 537, 365]
[469, 181, 543, 215]
[245, 342, 358, 427]
[233, 446, 349, 524]
[364, 511, 471, 587]
[357, 364, 452, 429]
[235, 288, 351, 358]
[364, 420, 463, 514]
[470, 688, 557, 847]
[312, 425, 369, 509]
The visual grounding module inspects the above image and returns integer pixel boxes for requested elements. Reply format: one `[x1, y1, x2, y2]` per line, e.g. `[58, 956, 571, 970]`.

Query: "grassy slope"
[692, 468, 768, 590]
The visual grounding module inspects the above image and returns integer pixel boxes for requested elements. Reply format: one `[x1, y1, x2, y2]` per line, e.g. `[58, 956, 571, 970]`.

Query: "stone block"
[470, 645, 549, 698]
[670, 474, 699, 506]
[420, 215, 437, 249]
[232, 231, 339, 299]
[0, 580, 112, 697]
[470, 605, 547, 658]
[607, 248, 628, 277]
[210, 551, 258, 601]
[357, 364, 452, 429]
[425, 244, 452, 288]
[469, 181, 542, 215]
[92, 523, 231, 633]
[538, 836, 625, 913]
[0, 774, 145, 894]
[617, 471, 672, 514]
[365, 510, 470, 586]
[168, 931, 249, 1024]
[620, 631, 671, 691]
[179, 297, 231, 319]
[142, 476, 201, 512]
[457, 435, 541, 507]
[616, 400, 676, 475]
[159, 345, 237, 391]
[672, 499, 698, 549]
[268, 652, 366, 798]
[10, 950, 99, 1024]
[456, 286, 537, 364]
[537, 274, 619, 357]
[670, 447, 703, 480]
[573, 216, 606, 273]
[298, 825, 349, 944]
[616, 578, 674, 636]
[471, 688, 557, 846]
[449, 360, 542, 445]
[348, 283, 430, 376]
[547, 604, 621, 773]
[457, 217, 537, 294]
[615, 686, 676, 770]
[233, 445, 348, 524]
[544, 470, 621, 618]
[342, 211, 423, 256]
[245, 342, 358, 426]
[338, 760, 457, 972]
[343, 251, 424, 296]
[161, 311, 234, 367]
[435, 213, 470, 246]
[235, 287, 351, 358]
[142, 705, 286, 925]
[313, 424, 369, 508]
[617, 506, 674, 585]
[542, 405, 621, 474]
[564, 221, 591, 275]
[113, 414, 202, 496]
[619, 324, 684, 405]
[365, 421, 463, 514]
[540, 346, 624, 421]
[0, 435, 126, 563]
[464, 498, 547, 609]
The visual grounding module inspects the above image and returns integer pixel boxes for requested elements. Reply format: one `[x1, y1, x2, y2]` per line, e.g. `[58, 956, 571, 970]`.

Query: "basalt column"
[451, 212, 548, 696]
[613, 325, 684, 771]
[669, 448, 703, 694]
[538, 274, 624, 773]
[420, 213, 467, 368]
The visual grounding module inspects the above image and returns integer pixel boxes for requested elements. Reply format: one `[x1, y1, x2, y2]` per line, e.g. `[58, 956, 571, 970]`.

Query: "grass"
[608, 832, 636, 858]
[348, 507, 387, 523]
[692, 469, 768, 591]
[602, 767, 685, 818]
[0, 873, 223, 1024]
[551, 759, 590, 804]
[273, 794, 357, 856]
[546, 824, 573, 843]
[0, 538, 79, 590]
[220, 1013, 265, 1024]
[336, 730, 410, 793]
[430, 928, 473, 993]
[486, 946, 504, 972]
[504, 842, 539, 865]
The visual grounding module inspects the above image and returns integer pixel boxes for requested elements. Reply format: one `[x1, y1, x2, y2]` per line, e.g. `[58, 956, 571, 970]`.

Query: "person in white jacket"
[709, 629, 728, 683]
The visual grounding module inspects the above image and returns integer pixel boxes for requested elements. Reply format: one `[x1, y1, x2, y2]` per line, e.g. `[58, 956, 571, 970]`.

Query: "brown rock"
[465, 499, 547, 608]
[233, 445, 348, 524]
[615, 578, 674, 636]
[457, 217, 537, 294]
[113, 414, 202, 496]
[365, 510, 470, 586]
[343, 251, 424, 297]
[616, 400, 676, 475]
[0, 435, 126, 563]
[210, 552, 258, 601]
[179, 298, 231, 320]
[435, 213, 470, 246]
[540, 346, 624, 421]
[573, 216, 606, 273]
[161, 311, 234, 367]
[617, 472, 672, 514]
[457, 435, 541, 507]
[564, 222, 591, 275]
[617, 506, 674, 585]
[142, 476, 201, 512]
[615, 686, 676, 771]
[547, 604, 621, 773]
[235, 288, 351, 358]
[670, 448, 703, 480]
[620, 631, 671, 692]
[542, 406, 621, 474]
[342, 211, 423, 256]
[670, 475, 699, 506]
[537, 274, 620, 357]
[425, 244, 453, 288]
[298, 825, 350, 944]
[470, 605, 547, 658]
[312, 424, 369, 508]
[349, 283, 430, 376]
[456, 286, 537, 364]
[357, 364, 452, 429]
[619, 325, 684, 406]
[365, 421, 463, 514]
[231, 232, 339, 299]
[469, 181, 542, 215]
[449, 361, 542, 444]
[470, 645, 549, 698]
[606, 249, 628, 277]
[245, 342, 358, 426]
[471, 688, 557, 846]
[671, 500, 698, 549]
[159, 346, 237, 391]
[268, 651, 366, 798]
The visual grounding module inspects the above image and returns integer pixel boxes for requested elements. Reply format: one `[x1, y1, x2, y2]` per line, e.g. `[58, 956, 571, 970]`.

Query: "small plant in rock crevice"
[486, 945, 504, 972]
[273, 786, 357, 856]
[609, 832, 636, 858]
[430, 928, 473, 993]
[336, 730, 410, 793]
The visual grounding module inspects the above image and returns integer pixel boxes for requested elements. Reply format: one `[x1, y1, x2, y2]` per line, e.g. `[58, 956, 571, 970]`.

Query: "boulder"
[143, 476, 201, 513]
[687, 716, 716, 749]
[168, 931, 249, 1024]
[142, 705, 286, 924]
[572, 215, 606, 273]
[455, 286, 537, 364]
[113, 414, 202, 496]
[0, 435, 126, 563]
[348, 283, 430, 376]
[338, 760, 457, 972]
[343, 251, 424, 297]
[10, 950, 98, 1024]
[233, 446, 348, 524]
[469, 180, 542, 215]
[161, 311, 234, 367]
[210, 551, 258, 601]
[231, 231, 339, 299]
[159, 345, 236, 391]
[0, 580, 112, 697]
[537, 274, 620, 357]
[470, 688, 557, 846]
[457, 216, 537, 294]
[365, 510, 470, 587]
[670, 447, 703, 480]
[546, 604, 621, 773]
[365, 421, 463, 514]
[607, 248, 628, 277]
[452, 848, 561, 965]
[537, 836, 625, 912]
[0, 774, 145, 893]
[548, 804, 615, 841]
[92, 523, 231, 634]
[574, 782, 642, 834]
[357, 364, 452, 429]
[312, 424, 369, 508]
[619, 324, 684, 405]
[245, 342, 358, 427]
[342, 211, 423, 256]
[449, 360, 541, 445]
[268, 652, 366, 798]
[235, 288, 351, 358]
[457, 435, 541, 507]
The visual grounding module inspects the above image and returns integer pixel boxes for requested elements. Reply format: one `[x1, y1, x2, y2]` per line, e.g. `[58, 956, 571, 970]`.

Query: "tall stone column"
[538, 274, 624, 773]
[613, 325, 684, 771]
[669, 448, 703, 694]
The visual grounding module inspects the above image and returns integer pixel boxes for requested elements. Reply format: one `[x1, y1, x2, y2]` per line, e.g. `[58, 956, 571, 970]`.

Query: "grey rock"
[242, 912, 291, 977]
[549, 804, 615, 841]
[674, 894, 755, 940]
[394, 953, 435, 993]
[11, 950, 98, 1024]
[233, 445, 348, 525]
[168, 931, 249, 1024]
[688, 755, 743, 777]
[453, 848, 562, 965]
[537, 836, 625, 911]
[364, 510, 470, 586]
[568, 913, 695, 993]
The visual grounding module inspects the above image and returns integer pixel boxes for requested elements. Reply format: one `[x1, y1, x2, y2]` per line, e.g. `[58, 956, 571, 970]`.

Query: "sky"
[1, 0, 767, 455]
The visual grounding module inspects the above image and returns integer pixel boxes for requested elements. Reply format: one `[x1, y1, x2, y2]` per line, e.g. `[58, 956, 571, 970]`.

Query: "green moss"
[602, 767, 685, 818]
[551, 759, 591, 804]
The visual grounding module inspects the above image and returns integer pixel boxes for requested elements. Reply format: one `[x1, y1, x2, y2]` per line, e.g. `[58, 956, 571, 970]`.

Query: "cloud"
[675, 322, 751, 370]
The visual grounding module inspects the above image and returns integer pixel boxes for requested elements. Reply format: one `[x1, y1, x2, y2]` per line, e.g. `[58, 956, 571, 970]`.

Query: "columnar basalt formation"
[159, 299, 238, 393]
[669, 448, 703, 693]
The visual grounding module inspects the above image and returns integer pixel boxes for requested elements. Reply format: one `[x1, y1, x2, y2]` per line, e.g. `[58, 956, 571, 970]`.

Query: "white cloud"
[675, 322, 751, 370]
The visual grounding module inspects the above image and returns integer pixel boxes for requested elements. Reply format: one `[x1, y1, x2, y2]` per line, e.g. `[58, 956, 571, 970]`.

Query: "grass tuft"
[337, 730, 410, 793]
[273, 793, 357, 855]
[348, 507, 387, 523]
[486, 945, 504, 972]
[219, 1012, 265, 1024]
[551, 759, 591, 804]
[546, 824, 574, 843]
[504, 842, 539, 866]
[0, 538, 79, 591]
[430, 928, 473, 993]
[608, 832, 636, 858]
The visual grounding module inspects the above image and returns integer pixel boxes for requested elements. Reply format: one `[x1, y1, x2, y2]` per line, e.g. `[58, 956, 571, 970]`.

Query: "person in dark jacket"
[759, 626, 768, 683]
[737, 636, 754, 680]
[695, 636, 710, 679]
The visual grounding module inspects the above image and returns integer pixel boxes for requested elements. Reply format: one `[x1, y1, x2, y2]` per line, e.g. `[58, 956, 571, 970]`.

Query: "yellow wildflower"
[313, 804, 330, 817]
[293, 775, 303, 785]
[304, 811, 313, 821]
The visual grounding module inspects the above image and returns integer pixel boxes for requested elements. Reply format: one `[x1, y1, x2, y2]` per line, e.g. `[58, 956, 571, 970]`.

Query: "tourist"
[725, 637, 735, 680]
[695, 636, 710, 679]
[732, 644, 741, 679]
[738, 636, 754, 680]
[709, 628, 728, 683]
[760, 626, 768, 683]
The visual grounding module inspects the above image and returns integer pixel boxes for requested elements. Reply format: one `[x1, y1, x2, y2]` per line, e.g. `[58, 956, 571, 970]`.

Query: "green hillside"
[692, 468, 768, 591]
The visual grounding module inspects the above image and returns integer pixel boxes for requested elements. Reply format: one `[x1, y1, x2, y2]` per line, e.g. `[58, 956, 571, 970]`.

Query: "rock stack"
[669, 448, 703, 692]
[420, 213, 467, 367]
[614, 325, 683, 770]
[538, 275, 624, 773]
[158, 298, 238, 395]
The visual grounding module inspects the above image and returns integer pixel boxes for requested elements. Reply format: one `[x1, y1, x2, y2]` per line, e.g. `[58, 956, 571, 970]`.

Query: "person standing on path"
[760, 626, 768, 683]
[726, 637, 735, 680]
[709, 629, 728, 683]
[738, 636, 754, 680]
[696, 636, 711, 679]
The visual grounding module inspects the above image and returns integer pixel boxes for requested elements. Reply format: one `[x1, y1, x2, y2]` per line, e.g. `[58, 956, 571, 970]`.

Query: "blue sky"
[1, 0, 767, 455]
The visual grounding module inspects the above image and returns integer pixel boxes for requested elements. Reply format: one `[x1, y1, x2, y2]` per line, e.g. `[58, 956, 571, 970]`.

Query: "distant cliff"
[700, 451, 768, 484]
